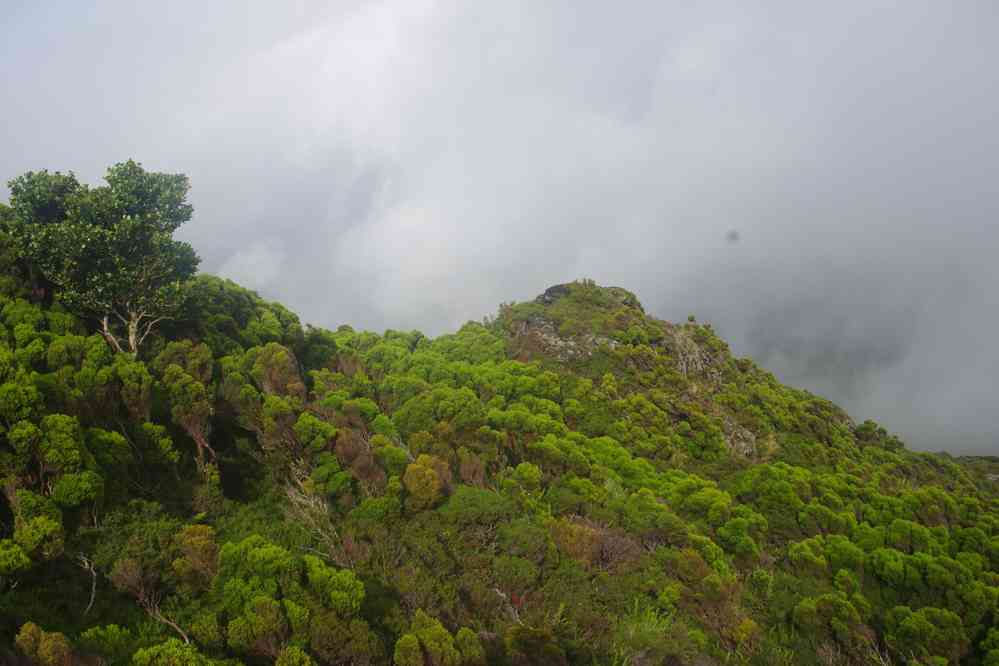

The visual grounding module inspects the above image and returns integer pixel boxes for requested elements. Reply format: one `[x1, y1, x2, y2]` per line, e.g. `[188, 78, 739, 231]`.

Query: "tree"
[276, 645, 316, 666]
[309, 613, 382, 665]
[884, 606, 970, 663]
[3, 170, 79, 302]
[455, 627, 486, 665]
[95, 501, 190, 643]
[77, 624, 136, 664]
[7, 161, 199, 354]
[403, 455, 444, 511]
[226, 595, 289, 658]
[154, 341, 216, 472]
[302, 554, 365, 615]
[172, 524, 219, 589]
[0, 538, 31, 577]
[410, 610, 461, 666]
[219, 342, 306, 452]
[394, 633, 424, 666]
[15, 622, 74, 666]
[132, 638, 221, 666]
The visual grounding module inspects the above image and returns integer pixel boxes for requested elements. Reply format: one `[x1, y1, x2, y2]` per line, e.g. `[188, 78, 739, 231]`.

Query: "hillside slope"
[0, 270, 997, 665]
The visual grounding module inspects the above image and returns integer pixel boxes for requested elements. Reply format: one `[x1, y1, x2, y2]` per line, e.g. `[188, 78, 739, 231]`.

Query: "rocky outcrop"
[535, 283, 573, 305]
[512, 316, 619, 362]
[721, 415, 758, 458]
[535, 282, 645, 312]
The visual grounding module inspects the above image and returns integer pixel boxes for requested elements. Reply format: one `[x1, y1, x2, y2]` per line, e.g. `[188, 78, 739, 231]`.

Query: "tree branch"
[76, 554, 98, 616]
[136, 315, 168, 349]
[99, 315, 125, 354]
[148, 603, 190, 644]
[142, 593, 190, 644]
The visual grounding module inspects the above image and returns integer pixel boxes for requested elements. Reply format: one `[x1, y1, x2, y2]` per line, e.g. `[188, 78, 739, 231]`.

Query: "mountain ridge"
[0, 170, 996, 664]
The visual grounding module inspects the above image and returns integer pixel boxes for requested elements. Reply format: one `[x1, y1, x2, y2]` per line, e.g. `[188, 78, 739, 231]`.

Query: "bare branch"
[99, 316, 125, 354]
[136, 316, 168, 349]
[284, 460, 351, 567]
[492, 587, 523, 624]
[76, 554, 98, 616]
[146, 599, 190, 644]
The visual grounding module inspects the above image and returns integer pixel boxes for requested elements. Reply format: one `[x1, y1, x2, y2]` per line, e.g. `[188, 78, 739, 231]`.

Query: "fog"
[2, 1, 996, 453]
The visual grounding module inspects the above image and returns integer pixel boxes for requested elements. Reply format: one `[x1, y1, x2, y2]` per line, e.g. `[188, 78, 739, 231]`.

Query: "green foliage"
[303, 554, 365, 615]
[885, 606, 970, 663]
[14, 622, 73, 666]
[170, 275, 304, 356]
[7, 161, 199, 353]
[0, 538, 30, 575]
[403, 454, 445, 511]
[50, 469, 103, 507]
[455, 627, 486, 665]
[0, 216, 995, 666]
[409, 609, 462, 666]
[276, 645, 316, 666]
[294, 412, 338, 453]
[439, 486, 514, 526]
[311, 452, 352, 498]
[15, 514, 64, 561]
[78, 624, 136, 664]
[132, 639, 221, 665]
[394, 633, 423, 666]
[308, 612, 383, 664]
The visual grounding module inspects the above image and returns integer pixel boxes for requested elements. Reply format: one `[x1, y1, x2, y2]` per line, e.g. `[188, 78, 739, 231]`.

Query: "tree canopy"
[5, 161, 199, 353]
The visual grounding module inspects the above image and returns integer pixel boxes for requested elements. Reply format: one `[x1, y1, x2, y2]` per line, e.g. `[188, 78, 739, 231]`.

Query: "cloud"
[217, 241, 286, 291]
[1, 0, 997, 453]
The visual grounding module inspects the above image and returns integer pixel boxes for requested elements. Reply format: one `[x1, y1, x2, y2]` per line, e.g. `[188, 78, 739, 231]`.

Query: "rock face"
[513, 283, 728, 375]
[503, 282, 646, 361]
[722, 415, 759, 458]
[512, 316, 619, 362]
[661, 325, 723, 381]
[535, 283, 573, 305]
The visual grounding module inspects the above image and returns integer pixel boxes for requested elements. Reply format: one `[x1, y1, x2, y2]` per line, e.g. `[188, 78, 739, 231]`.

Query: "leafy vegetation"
[0, 163, 996, 665]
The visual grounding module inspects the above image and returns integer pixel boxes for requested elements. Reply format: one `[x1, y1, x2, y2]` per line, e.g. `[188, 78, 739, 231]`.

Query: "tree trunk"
[100, 316, 125, 354]
[127, 313, 140, 354]
[77, 554, 98, 616]
[190, 430, 218, 476]
[147, 602, 190, 644]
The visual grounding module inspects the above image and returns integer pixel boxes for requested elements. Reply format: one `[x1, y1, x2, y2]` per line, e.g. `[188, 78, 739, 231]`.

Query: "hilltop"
[0, 164, 997, 666]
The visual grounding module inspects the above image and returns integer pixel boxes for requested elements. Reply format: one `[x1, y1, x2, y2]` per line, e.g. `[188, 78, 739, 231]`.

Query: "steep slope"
[498, 280, 856, 462]
[0, 271, 996, 666]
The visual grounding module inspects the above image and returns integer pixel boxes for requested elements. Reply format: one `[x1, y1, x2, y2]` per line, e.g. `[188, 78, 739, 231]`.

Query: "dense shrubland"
[0, 164, 996, 665]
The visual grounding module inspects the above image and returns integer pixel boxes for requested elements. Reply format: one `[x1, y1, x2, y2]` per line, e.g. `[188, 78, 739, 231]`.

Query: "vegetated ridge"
[0, 163, 997, 666]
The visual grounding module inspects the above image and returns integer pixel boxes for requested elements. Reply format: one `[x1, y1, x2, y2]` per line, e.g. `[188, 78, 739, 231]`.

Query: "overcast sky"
[2, 1, 996, 454]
